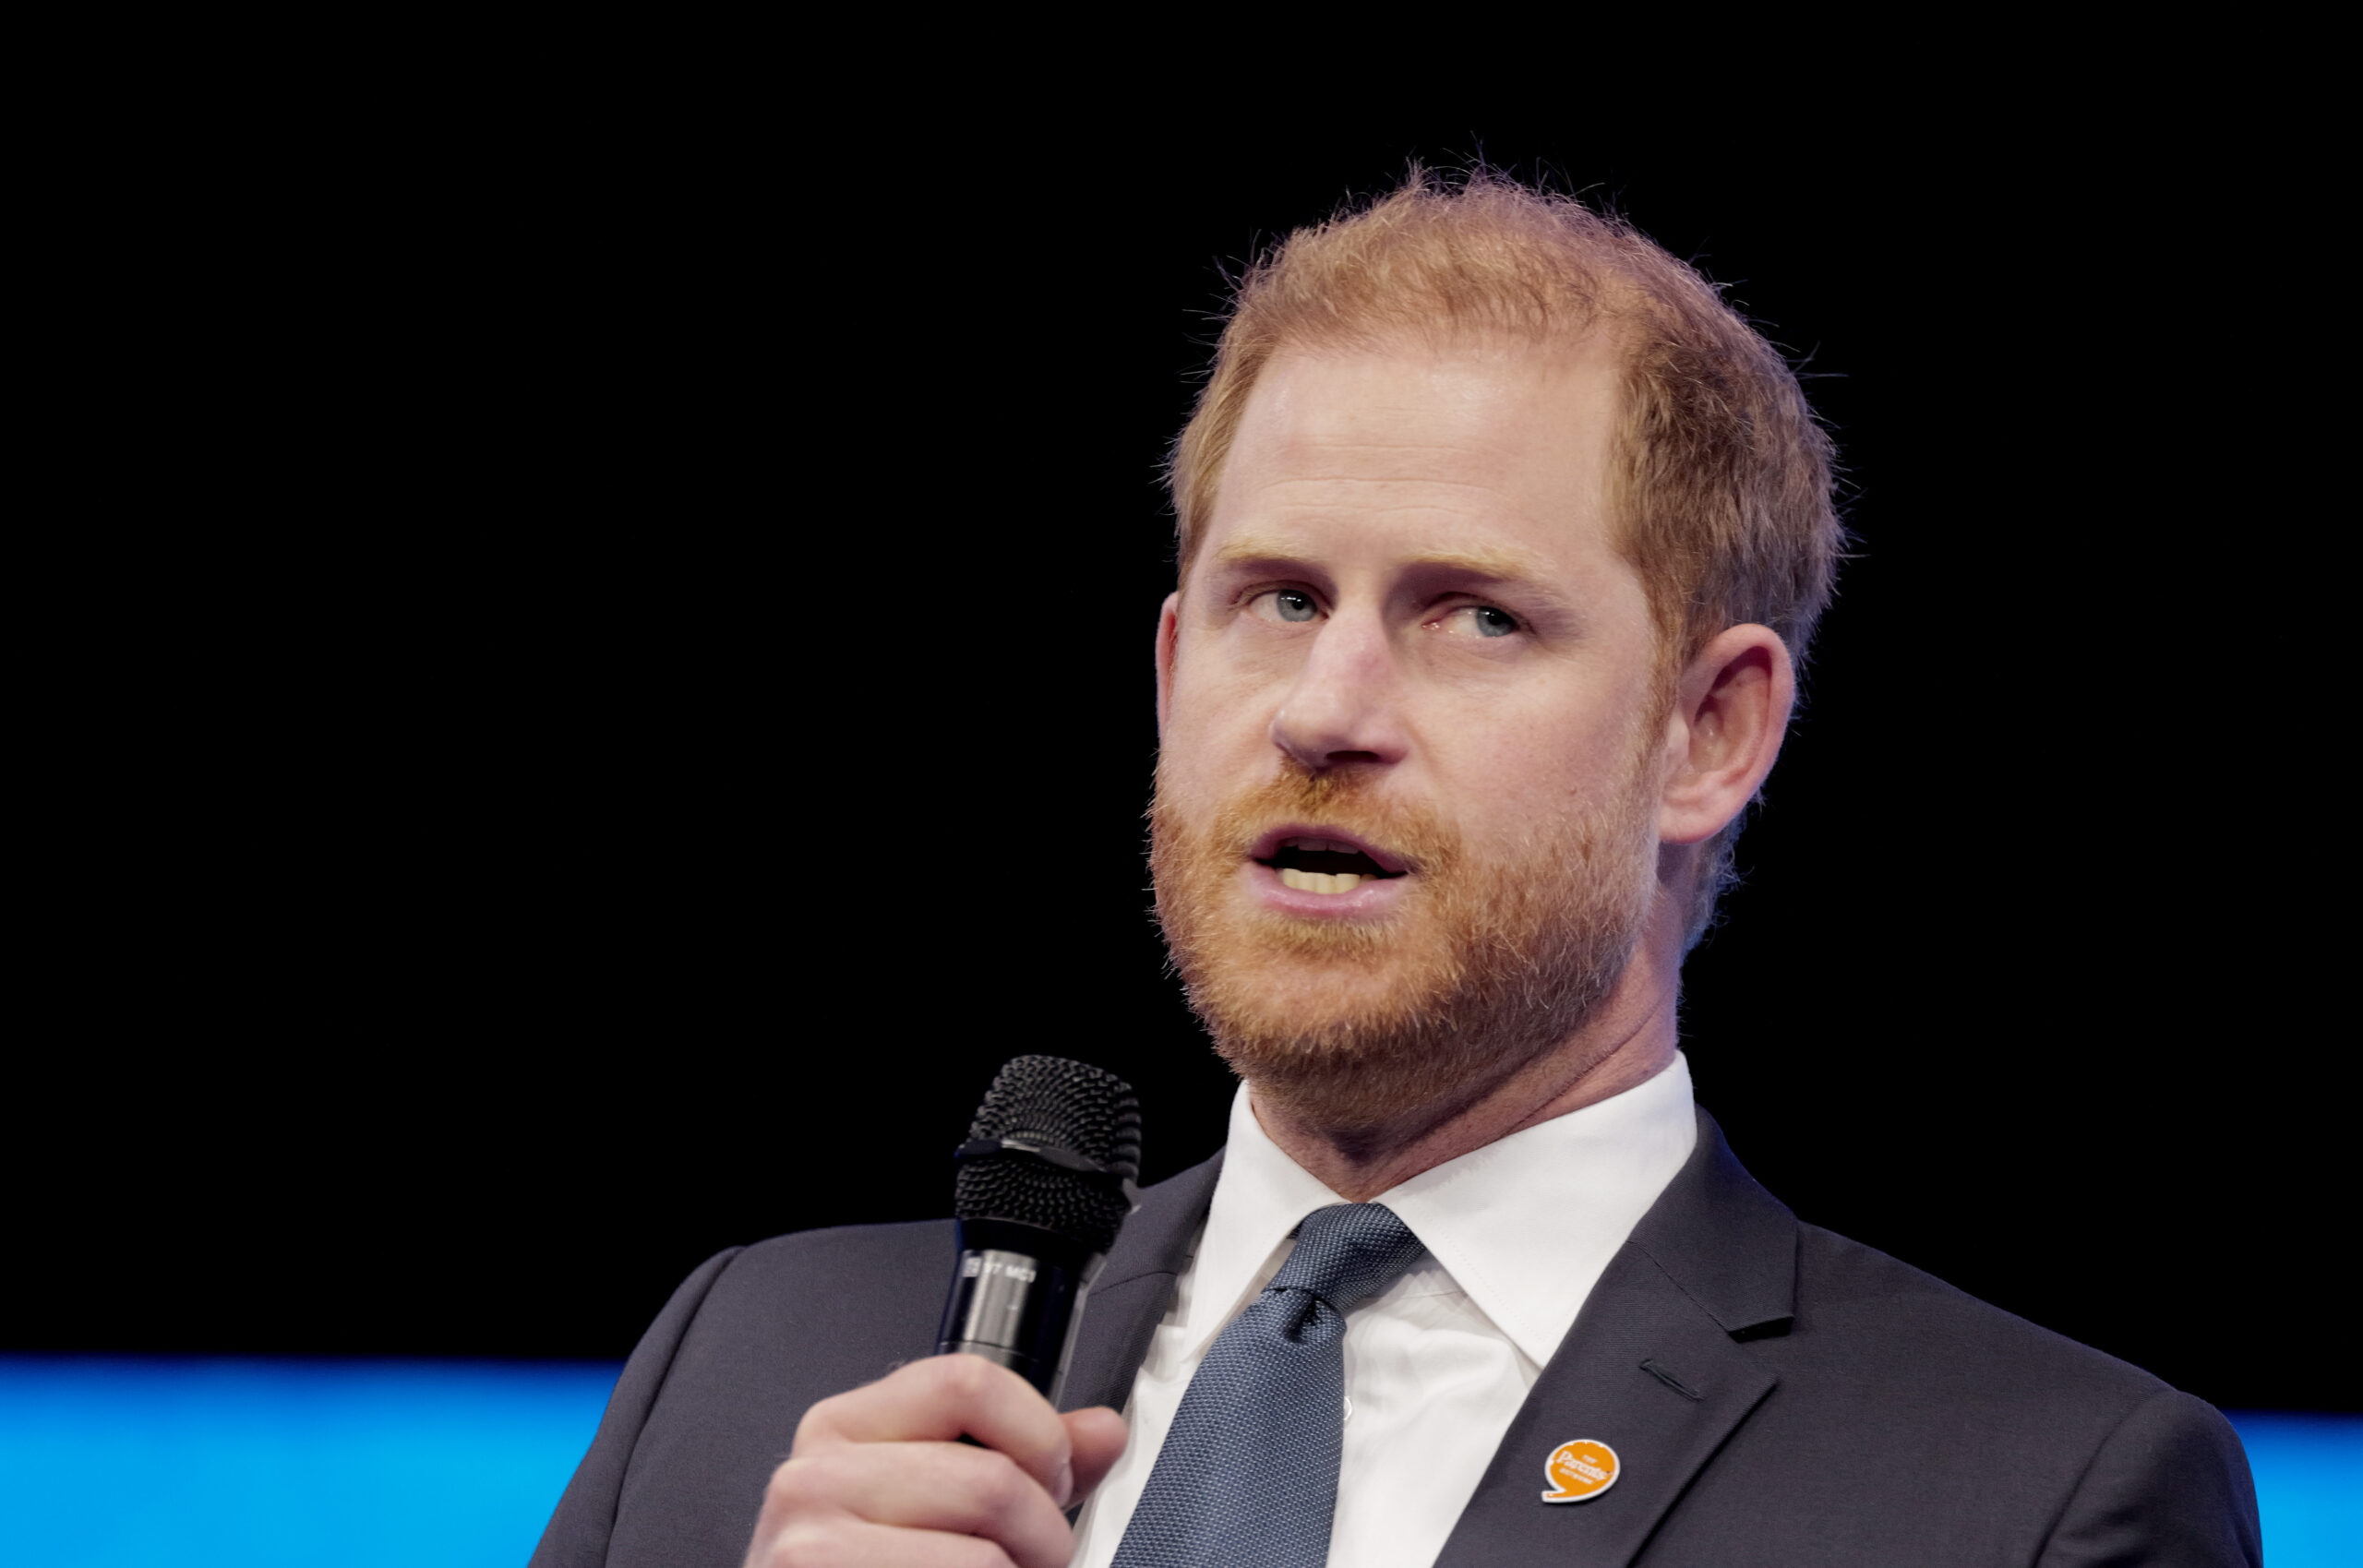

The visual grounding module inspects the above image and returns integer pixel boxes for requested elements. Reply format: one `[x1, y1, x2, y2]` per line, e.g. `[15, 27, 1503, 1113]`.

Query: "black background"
[18, 96, 2348, 1414]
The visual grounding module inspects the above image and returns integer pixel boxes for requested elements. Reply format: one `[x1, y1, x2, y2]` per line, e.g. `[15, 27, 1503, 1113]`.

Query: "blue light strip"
[0, 1357, 619, 1568]
[2226, 1411, 2363, 1563]
[0, 1357, 2354, 1566]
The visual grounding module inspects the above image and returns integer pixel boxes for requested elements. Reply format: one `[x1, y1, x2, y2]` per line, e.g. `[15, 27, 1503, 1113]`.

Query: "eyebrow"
[1209, 534, 1560, 586]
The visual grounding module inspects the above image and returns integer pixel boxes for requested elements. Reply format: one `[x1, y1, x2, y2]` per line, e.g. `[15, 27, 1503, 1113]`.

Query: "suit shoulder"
[2043, 1386, 2261, 1564]
[1634, 1224, 2257, 1563]
[590, 1218, 957, 1566]
[725, 1216, 954, 1279]
[1782, 1221, 2168, 1407]
[656, 1219, 953, 1359]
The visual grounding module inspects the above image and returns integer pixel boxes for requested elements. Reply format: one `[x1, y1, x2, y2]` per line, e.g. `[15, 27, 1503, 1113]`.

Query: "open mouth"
[1253, 833, 1409, 895]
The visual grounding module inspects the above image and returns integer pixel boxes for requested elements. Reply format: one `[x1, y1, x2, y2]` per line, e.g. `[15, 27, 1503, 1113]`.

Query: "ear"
[1659, 624, 1795, 845]
[1154, 592, 1181, 738]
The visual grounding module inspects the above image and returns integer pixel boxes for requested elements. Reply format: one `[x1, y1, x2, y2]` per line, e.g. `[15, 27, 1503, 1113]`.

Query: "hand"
[744, 1353, 1130, 1567]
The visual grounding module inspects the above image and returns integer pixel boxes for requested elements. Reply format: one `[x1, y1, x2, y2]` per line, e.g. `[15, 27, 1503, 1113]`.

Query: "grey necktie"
[1110, 1202, 1425, 1568]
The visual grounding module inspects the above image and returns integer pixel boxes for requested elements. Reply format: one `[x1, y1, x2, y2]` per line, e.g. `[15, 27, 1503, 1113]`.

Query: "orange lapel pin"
[1541, 1438, 1620, 1502]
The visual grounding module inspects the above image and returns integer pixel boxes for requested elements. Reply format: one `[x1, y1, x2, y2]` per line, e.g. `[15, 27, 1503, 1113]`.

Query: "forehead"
[1199, 341, 1625, 576]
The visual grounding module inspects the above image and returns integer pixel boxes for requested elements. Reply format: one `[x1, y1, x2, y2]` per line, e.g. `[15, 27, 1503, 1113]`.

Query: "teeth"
[1278, 868, 1363, 894]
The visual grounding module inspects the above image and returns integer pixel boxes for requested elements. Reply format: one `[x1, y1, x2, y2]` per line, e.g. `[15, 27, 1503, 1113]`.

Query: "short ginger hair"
[1166, 170, 1844, 946]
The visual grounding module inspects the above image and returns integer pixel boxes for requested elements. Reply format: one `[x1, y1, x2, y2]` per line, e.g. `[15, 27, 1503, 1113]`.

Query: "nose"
[1268, 611, 1409, 773]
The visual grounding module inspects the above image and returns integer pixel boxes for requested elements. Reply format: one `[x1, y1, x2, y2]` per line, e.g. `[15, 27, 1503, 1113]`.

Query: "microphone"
[936, 1055, 1142, 1402]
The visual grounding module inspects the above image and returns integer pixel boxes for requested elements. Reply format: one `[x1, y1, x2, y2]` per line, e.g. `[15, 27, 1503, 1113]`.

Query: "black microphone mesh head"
[955, 1055, 1141, 1253]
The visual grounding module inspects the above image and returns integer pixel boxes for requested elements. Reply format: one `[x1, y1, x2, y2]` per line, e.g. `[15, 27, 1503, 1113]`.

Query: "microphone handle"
[936, 1217, 1105, 1402]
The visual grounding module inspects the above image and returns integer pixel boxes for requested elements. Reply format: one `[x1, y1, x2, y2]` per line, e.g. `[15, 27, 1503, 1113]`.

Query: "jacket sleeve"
[530, 1248, 747, 1568]
[2036, 1388, 2261, 1567]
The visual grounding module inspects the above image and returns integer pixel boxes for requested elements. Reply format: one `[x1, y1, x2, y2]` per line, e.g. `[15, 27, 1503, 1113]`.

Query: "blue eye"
[1436, 604, 1518, 639]
[1267, 590, 1317, 623]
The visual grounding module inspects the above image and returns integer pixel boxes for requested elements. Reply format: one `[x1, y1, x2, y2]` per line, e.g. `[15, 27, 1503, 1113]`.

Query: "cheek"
[1426, 691, 1651, 817]
[1170, 632, 1285, 733]
[1160, 657, 1276, 798]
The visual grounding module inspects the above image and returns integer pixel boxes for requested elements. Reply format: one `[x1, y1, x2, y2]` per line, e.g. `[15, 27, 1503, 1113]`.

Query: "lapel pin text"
[1541, 1438, 1620, 1502]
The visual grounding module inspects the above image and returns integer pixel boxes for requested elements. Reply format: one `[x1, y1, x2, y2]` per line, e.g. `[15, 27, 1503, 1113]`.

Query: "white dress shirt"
[1069, 1053, 1697, 1568]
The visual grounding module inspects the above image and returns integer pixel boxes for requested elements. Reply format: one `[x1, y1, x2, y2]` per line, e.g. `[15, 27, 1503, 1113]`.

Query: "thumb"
[1061, 1406, 1130, 1502]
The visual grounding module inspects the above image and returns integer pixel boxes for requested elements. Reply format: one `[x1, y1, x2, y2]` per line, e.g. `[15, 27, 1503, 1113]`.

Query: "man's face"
[1151, 341, 1672, 1133]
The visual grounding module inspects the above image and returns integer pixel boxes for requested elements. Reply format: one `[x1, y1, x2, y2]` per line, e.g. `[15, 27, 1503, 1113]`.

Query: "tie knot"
[1267, 1203, 1423, 1316]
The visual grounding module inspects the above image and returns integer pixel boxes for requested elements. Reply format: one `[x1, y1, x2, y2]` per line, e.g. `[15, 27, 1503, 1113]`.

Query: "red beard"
[1150, 740, 1661, 1137]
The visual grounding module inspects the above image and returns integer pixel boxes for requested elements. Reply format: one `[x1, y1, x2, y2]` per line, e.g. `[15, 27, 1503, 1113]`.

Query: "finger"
[1062, 1407, 1129, 1501]
[798, 1355, 1075, 1502]
[748, 1514, 1020, 1568]
[763, 1444, 1072, 1568]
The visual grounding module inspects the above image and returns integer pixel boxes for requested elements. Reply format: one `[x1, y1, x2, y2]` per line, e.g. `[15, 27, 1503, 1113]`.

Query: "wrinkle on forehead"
[1212, 533, 1563, 589]
[1207, 342, 1623, 552]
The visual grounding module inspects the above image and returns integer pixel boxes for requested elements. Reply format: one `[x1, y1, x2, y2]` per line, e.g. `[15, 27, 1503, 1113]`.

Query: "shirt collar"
[1182, 1053, 1698, 1368]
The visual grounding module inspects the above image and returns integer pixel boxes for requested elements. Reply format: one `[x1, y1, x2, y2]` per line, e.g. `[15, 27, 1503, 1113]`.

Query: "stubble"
[1150, 733, 1662, 1141]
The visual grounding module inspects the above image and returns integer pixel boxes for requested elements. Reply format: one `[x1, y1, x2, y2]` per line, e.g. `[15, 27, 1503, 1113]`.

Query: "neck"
[1247, 943, 1682, 1203]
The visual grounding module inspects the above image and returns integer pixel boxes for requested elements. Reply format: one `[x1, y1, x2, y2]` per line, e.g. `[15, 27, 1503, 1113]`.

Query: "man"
[534, 174, 2261, 1567]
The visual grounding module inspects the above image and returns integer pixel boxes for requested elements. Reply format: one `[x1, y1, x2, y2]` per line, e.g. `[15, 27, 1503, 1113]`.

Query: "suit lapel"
[1060, 1151, 1224, 1414]
[1433, 1112, 1796, 1568]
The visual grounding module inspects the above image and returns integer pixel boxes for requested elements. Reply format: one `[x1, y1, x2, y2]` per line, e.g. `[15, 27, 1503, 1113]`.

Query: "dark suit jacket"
[533, 1112, 2261, 1566]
